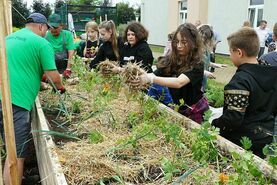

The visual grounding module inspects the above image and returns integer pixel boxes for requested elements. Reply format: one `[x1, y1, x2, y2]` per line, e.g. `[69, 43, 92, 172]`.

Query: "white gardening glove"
[140, 73, 156, 84]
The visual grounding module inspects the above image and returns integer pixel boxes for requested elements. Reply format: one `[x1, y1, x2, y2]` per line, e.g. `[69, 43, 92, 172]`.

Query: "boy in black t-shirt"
[212, 27, 277, 157]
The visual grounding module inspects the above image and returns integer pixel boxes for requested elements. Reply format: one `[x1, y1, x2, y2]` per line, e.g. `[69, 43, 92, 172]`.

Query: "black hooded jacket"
[89, 37, 124, 69]
[212, 63, 277, 145]
[120, 40, 154, 73]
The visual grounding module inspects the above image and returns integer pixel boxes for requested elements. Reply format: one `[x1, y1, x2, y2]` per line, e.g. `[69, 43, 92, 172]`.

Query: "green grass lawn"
[215, 54, 231, 65]
[150, 45, 164, 53]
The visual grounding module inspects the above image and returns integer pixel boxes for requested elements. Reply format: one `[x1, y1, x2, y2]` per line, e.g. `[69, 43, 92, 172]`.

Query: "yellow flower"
[219, 173, 229, 183]
[103, 83, 111, 93]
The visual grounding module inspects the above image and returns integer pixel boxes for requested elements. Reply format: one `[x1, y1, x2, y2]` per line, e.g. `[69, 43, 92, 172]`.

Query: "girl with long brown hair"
[140, 23, 209, 123]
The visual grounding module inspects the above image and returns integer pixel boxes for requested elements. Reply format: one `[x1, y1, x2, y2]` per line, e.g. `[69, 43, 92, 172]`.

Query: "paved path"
[152, 52, 236, 85]
[213, 65, 236, 84]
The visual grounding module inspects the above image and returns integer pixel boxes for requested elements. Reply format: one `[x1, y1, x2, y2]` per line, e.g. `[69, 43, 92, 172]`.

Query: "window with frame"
[179, 0, 187, 24]
[248, 0, 264, 27]
[250, 0, 264, 5]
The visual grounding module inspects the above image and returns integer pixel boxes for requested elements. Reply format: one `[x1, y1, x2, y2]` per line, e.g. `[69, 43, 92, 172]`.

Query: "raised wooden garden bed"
[31, 59, 276, 184]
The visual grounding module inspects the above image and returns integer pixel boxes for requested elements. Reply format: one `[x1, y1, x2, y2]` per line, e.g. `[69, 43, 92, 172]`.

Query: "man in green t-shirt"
[0, 13, 65, 184]
[46, 13, 75, 78]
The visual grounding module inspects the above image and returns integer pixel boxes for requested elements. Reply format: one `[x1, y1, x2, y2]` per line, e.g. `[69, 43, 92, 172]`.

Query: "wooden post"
[0, 0, 19, 184]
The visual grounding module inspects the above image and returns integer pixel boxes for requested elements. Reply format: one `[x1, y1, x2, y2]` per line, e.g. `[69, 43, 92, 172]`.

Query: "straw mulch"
[39, 67, 220, 184]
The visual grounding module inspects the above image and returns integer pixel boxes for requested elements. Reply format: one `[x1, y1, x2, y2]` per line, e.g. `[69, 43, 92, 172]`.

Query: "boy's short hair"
[259, 20, 267, 25]
[227, 27, 259, 57]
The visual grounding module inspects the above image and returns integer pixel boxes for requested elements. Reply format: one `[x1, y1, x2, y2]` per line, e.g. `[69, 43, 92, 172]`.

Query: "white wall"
[141, 0, 168, 46]
[207, 0, 249, 55]
[263, 0, 277, 29]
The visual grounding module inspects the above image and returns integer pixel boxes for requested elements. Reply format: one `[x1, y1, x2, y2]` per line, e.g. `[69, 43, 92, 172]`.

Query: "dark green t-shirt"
[3, 28, 56, 110]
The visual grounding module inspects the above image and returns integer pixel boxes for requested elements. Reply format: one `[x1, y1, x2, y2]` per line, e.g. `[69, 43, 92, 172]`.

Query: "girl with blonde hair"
[80, 21, 102, 59]
[89, 20, 124, 69]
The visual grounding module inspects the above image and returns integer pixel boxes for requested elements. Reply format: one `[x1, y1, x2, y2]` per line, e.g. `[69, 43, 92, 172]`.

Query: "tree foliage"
[101, 0, 112, 7]
[12, 0, 30, 28]
[54, 0, 65, 12]
[68, 0, 101, 6]
[116, 2, 136, 24]
[32, 0, 52, 18]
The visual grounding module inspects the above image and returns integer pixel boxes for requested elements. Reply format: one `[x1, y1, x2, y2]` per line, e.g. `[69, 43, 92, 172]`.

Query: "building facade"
[141, 0, 277, 54]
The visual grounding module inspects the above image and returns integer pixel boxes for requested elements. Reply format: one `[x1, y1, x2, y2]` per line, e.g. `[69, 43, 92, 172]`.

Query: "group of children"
[71, 19, 277, 158]
[76, 20, 154, 73]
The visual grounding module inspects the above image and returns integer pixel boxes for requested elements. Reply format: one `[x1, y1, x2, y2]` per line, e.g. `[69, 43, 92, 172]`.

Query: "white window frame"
[179, 0, 187, 25]
[248, 2, 264, 27]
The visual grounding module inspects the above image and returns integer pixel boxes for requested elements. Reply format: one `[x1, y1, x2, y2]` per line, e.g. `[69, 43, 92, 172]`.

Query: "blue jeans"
[147, 84, 173, 105]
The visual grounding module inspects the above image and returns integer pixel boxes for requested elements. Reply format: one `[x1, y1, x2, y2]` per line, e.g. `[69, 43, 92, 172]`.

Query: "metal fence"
[55, 4, 117, 35]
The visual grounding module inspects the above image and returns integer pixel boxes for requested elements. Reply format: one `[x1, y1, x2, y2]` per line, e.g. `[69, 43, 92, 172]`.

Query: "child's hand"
[215, 63, 227, 68]
[100, 63, 122, 76]
[140, 73, 155, 84]
[129, 73, 155, 89]
[204, 70, 216, 79]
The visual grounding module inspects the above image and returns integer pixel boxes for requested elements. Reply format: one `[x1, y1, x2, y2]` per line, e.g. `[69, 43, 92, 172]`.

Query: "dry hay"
[98, 60, 120, 77]
[39, 68, 229, 184]
[122, 62, 151, 92]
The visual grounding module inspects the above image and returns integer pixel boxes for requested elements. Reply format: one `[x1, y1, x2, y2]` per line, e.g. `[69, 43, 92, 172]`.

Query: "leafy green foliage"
[206, 80, 224, 107]
[68, 0, 101, 6]
[32, 0, 52, 18]
[54, 0, 65, 11]
[240, 137, 252, 150]
[71, 100, 81, 113]
[116, 2, 135, 24]
[126, 111, 140, 127]
[263, 143, 277, 167]
[191, 122, 220, 163]
[161, 157, 182, 181]
[117, 24, 127, 37]
[230, 151, 269, 184]
[89, 129, 104, 144]
[12, 0, 30, 28]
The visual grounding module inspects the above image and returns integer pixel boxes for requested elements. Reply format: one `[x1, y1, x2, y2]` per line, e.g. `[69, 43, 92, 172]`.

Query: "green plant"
[71, 100, 82, 113]
[161, 157, 183, 181]
[173, 164, 202, 185]
[206, 80, 224, 107]
[117, 24, 127, 37]
[191, 122, 220, 163]
[89, 129, 104, 144]
[229, 138, 270, 184]
[263, 143, 277, 168]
